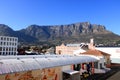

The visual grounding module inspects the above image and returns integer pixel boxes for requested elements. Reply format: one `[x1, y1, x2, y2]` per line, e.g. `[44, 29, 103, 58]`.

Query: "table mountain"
[0, 22, 120, 45]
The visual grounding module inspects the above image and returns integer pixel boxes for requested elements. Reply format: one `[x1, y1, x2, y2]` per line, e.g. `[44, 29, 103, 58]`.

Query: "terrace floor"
[81, 64, 120, 80]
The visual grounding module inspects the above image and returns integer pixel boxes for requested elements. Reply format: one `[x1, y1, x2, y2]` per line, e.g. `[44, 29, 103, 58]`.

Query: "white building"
[96, 47, 120, 63]
[0, 36, 18, 55]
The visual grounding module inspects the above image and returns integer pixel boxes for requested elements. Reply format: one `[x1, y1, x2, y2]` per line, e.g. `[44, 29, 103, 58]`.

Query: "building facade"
[0, 36, 18, 55]
[56, 39, 111, 73]
[55, 39, 93, 55]
[56, 43, 86, 55]
[96, 47, 120, 63]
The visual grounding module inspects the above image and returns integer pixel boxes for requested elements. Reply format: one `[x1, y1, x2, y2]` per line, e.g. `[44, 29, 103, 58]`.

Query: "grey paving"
[107, 71, 120, 80]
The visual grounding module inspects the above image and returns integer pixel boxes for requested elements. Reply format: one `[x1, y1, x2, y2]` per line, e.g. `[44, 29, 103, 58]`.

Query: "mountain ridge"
[0, 22, 120, 45]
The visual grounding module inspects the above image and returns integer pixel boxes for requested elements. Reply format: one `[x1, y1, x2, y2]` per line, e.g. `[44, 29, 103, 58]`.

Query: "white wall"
[96, 47, 120, 58]
[96, 47, 120, 63]
[0, 36, 18, 55]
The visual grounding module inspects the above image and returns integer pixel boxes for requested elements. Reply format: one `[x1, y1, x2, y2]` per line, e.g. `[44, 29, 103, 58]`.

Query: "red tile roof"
[81, 50, 110, 56]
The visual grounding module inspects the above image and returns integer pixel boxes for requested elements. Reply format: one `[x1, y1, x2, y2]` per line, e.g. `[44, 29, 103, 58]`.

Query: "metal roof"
[0, 55, 98, 74]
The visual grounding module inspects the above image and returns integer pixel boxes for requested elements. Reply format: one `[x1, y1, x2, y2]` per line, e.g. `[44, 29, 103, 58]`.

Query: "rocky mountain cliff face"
[0, 22, 120, 45]
[20, 22, 111, 38]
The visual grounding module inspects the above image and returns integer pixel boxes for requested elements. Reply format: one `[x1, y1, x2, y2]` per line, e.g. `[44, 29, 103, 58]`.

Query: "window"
[6, 47, 8, 51]
[58, 50, 61, 54]
[4, 37, 6, 41]
[12, 43, 14, 46]
[100, 63, 102, 69]
[10, 42, 11, 45]
[10, 38, 11, 41]
[15, 38, 18, 41]
[3, 47, 5, 51]
[4, 42, 6, 45]
[1, 42, 2, 45]
[73, 64, 81, 71]
[7, 42, 8, 45]
[14, 48, 16, 51]
[9, 47, 11, 51]
[94, 62, 98, 68]
[0, 47, 2, 51]
[7, 38, 9, 41]
[1, 37, 3, 40]
[3, 52, 5, 55]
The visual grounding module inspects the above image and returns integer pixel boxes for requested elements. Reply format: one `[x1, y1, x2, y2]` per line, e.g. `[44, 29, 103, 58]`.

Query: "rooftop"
[0, 55, 98, 74]
[81, 50, 110, 56]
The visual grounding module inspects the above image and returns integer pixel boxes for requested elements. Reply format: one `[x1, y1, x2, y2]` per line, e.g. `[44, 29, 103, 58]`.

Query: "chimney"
[90, 38, 94, 44]
[88, 38, 95, 50]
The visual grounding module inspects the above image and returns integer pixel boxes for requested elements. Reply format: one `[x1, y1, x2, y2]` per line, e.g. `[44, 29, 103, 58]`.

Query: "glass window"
[12, 43, 14, 46]
[7, 42, 8, 45]
[4, 37, 6, 40]
[73, 64, 81, 71]
[0, 47, 2, 51]
[15, 39, 18, 41]
[1, 42, 2, 45]
[3, 47, 5, 51]
[14, 48, 16, 51]
[4, 42, 6, 45]
[12, 38, 13, 41]
[10, 38, 11, 41]
[6, 47, 8, 51]
[94, 62, 98, 68]
[1, 37, 3, 40]
[7, 38, 9, 41]
[3, 52, 5, 55]
[10, 42, 11, 45]
[12, 48, 14, 51]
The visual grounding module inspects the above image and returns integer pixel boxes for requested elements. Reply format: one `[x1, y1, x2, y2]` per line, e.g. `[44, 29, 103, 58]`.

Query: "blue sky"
[0, 0, 120, 35]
